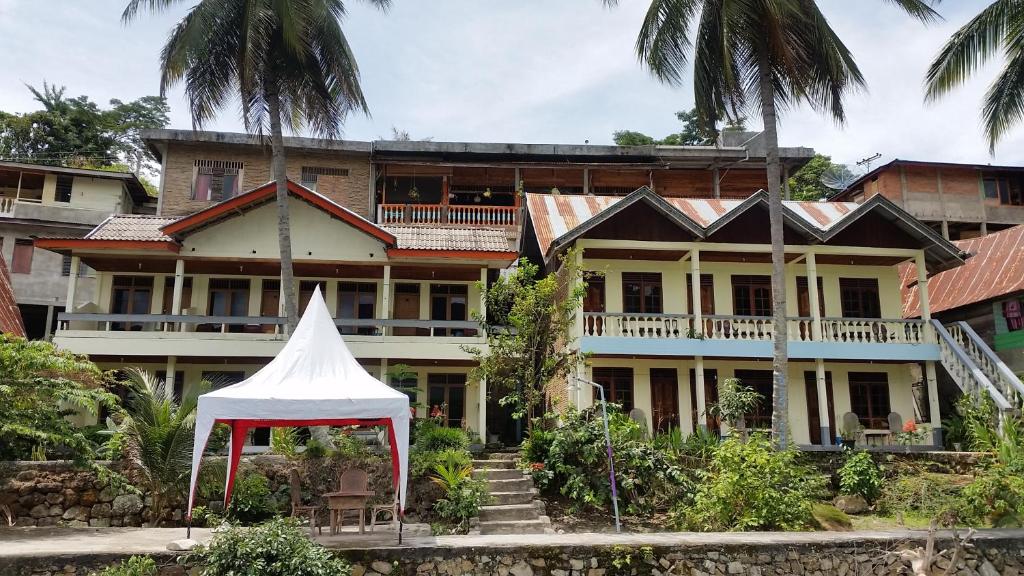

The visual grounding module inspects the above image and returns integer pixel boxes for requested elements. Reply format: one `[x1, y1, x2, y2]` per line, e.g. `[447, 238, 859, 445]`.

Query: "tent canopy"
[186, 286, 410, 518]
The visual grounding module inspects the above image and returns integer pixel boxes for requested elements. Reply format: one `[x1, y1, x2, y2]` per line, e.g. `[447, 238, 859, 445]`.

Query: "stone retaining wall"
[5, 532, 1023, 576]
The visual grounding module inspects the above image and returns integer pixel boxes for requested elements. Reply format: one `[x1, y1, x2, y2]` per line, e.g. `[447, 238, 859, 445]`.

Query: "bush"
[189, 517, 352, 576]
[876, 470, 965, 520]
[958, 463, 1024, 527]
[226, 471, 277, 524]
[414, 422, 469, 453]
[91, 556, 157, 576]
[678, 435, 826, 531]
[430, 460, 489, 534]
[411, 448, 469, 480]
[837, 450, 882, 502]
[521, 425, 555, 465]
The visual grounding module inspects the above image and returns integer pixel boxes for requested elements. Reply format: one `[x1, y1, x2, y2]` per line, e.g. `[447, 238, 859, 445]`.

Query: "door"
[733, 369, 773, 430]
[260, 280, 280, 333]
[583, 273, 606, 335]
[427, 374, 467, 428]
[689, 369, 719, 431]
[650, 368, 680, 433]
[804, 371, 836, 445]
[111, 276, 153, 331]
[393, 283, 424, 336]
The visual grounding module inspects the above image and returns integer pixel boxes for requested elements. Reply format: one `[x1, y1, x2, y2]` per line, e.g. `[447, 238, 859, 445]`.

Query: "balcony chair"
[288, 468, 322, 535]
[887, 412, 904, 445]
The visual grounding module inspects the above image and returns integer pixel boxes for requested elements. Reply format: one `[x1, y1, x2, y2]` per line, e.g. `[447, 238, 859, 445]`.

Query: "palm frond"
[982, 45, 1024, 150]
[882, 0, 943, 23]
[122, 0, 186, 23]
[636, 0, 703, 86]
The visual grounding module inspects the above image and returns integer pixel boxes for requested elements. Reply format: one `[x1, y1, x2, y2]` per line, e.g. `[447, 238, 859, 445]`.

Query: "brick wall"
[158, 143, 371, 218]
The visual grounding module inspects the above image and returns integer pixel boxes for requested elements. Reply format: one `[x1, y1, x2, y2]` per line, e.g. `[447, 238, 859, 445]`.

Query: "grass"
[848, 512, 936, 531]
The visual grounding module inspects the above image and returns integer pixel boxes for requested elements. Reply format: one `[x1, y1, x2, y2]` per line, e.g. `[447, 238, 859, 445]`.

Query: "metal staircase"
[932, 320, 1023, 421]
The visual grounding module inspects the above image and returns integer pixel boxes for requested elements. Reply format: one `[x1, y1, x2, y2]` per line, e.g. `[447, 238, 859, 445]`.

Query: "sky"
[0, 0, 1020, 170]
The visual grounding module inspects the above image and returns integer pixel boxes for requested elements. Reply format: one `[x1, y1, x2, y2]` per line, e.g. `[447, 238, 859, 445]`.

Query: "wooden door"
[804, 371, 836, 445]
[260, 281, 280, 333]
[650, 368, 680, 433]
[689, 369, 719, 431]
[393, 284, 423, 336]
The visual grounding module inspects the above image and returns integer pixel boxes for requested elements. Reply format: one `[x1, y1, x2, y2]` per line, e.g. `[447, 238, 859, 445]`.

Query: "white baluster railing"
[582, 313, 692, 338]
[946, 321, 1024, 407]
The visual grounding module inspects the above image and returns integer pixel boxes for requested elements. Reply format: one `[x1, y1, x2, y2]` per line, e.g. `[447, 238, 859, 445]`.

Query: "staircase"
[933, 320, 1024, 422]
[471, 453, 551, 535]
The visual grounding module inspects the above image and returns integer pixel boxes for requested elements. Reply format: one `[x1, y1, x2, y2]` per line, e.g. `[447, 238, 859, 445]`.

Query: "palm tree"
[123, 0, 389, 332]
[115, 368, 198, 525]
[925, 1, 1024, 151]
[603, 0, 939, 447]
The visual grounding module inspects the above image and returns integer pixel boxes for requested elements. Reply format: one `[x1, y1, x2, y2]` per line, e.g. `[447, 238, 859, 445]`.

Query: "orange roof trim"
[34, 238, 181, 253]
[162, 180, 397, 246]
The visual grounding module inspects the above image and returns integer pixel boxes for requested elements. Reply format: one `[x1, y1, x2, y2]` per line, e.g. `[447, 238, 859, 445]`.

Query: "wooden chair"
[370, 495, 399, 532]
[288, 468, 321, 535]
[325, 468, 374, 535]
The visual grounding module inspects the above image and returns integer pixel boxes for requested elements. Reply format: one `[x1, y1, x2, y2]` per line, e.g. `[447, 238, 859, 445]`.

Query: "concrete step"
[488, 491, 536, 506]
[481, 452, 518, 462]
[479, 503, 540, 522]
[471, 459, 514, 469]
[479, 517, 551, 535]
[473, 468, 525, 481]
[485, 477, 534, 493]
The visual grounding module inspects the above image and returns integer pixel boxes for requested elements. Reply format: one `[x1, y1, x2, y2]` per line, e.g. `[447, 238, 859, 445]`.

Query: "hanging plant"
[408, 185, 420, 201]
[483, 187, 493, 199]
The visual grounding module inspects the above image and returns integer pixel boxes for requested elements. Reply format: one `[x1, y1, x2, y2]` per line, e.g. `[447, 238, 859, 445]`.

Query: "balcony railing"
[377, 203, 518, 227]
[57, 313, 480, 338]
[582, 313, 929, 344]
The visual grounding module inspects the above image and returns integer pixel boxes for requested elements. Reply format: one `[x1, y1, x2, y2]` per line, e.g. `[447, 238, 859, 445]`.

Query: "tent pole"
[399, 516, 403, 544]
[186, 517, 192, 539]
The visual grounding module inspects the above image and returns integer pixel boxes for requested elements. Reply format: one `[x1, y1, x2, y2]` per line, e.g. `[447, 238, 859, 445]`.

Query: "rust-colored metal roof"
[0, 252, 24, 337]
[903, 225, 1024, 317]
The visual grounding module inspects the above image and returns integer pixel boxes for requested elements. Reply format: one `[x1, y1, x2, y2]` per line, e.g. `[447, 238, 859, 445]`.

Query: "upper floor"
[832, 159, 1024, 240]
[142, 129, 815, 230]
[0, 161, 151, 226]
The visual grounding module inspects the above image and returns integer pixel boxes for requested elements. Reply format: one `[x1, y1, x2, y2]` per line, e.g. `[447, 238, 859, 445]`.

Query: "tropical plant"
[90, 556, 157, 576]
[0, 335, 118, 462]
[603, 0, 940, 447]
[113, 368, 199, 523]
[678, 434, 826, 531]
[124, 0, 390, 333]
[707, 378, 761, 441]
[926, 0, 1024, 150]
[413, 421, 470, 453]
[837, 449, 882, 502]
[225, 471, 277, 524]
[188, 517, 352, 576]
[430, 459, 488, 534]
[270, 427, 299, 458]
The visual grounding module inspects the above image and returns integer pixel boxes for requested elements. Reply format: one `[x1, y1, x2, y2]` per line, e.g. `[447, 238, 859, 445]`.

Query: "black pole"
[398, 516, 403, 545]
[186, 517, 192, 539]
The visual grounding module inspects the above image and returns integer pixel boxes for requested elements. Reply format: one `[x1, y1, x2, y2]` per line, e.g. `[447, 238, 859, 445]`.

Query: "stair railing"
[931, 320, 1013, 414]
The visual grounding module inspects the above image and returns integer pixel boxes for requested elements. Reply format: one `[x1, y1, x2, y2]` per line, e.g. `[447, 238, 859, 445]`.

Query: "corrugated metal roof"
[903, 225, 1024, 317]
[526, 193, 860, 255]
[384, 226, 514, 252]
[85, 215, 177, 242]
[0, 253, 24, 337]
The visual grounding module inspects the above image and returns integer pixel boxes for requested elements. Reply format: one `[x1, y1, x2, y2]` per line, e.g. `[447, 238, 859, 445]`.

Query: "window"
[622, 272, 662, 314]
[337, 282, 377, 335]
[61, 255, 91, 277]
[156, 370, 185, 402]
[431, 284, 474, 336]
[192, 160, 243, 201]
[161, 276, 193, 314]
[583, 273, 605, 313]
[849, 372, 891, 429]
[110, 276, 154, 331]
[839, 278, 881, 318]
[732, 275, 772, 316]
[299, 280, 327, 315]
[300, 166, 349, 191]
[734, 369, 773, 430]
[592, 367, 634, 412]
[984, 175, 1024, 206]
[427, 374, 466, 428]
[686, 273, 715, 315]
[55, 175, 73, 203]
[796, 276, 825, 317]
[11, 240, 33, 274]
[1004, 299, 1024, 332]
[208, 279, 250, 328]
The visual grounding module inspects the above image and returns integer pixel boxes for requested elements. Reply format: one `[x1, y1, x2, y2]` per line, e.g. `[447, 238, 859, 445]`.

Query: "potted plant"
[466, 428, 484, 454]
[838, 424, 863, 449]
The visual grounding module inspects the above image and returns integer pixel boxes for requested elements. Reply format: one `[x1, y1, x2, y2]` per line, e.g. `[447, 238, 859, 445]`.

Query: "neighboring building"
[523, 187, 965, 447]
[903, 225, 1024, 376]
[0, 161, 152, 338]
[831, 159, 1024, 241]
[0, 252, 26, 337]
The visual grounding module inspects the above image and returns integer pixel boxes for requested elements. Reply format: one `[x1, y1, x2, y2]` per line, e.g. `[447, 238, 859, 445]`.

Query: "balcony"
[377, 203, 519, 227]
[580, 313, 937, 361]
[54, 313, 484, 361]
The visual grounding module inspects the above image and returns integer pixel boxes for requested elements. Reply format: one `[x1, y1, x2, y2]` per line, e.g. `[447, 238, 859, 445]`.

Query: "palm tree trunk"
[266, 89, 299, 333]
[758, 60, 790, 450]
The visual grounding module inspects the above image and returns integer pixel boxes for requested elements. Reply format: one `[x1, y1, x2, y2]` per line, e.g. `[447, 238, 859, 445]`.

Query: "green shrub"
[958, 463, 1024, 527]
[837, 450, 882, 502]
[91, 556, 157, 576]
[430, 460, 488, 534]
[414, 424, 469, 453]
[189, 517, 351, 576]
[679, 435, 826, 531]
[226, 471, 277, 524]
[521, 425, 555, 464]
[410, 448, 469, 480]
[876, 470, 964, 520]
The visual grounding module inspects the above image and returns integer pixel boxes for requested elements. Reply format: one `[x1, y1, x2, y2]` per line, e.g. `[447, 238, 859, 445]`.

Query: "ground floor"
[573, 358, 940, 447]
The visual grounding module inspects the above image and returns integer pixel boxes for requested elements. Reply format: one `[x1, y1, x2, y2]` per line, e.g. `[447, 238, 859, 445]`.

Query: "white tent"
[185, 286, 410, 527]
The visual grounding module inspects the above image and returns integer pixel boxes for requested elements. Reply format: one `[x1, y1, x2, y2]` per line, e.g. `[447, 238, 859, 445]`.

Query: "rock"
[587, 569, 605, 576]
[98, 487, 117, 503]
[88, 518, 110, 527]
[68, 520, 88, 528]
[37, 482, 62, 493]
[36, 517, 57, 527]
[978, 561, 1000, 576]
[62, 506, 82, 521]
[16, 470, 37, 481]
[112, 494, 144, 516]
[351, 566, 366, 576]
[63, 490, 79, 507]
[370, 561, 393, 574]
[91, 503, 112, 518]
[834, 494, 868, 515]
[509, 561, 533, 576]
[728, 561, 745, 574]
[29, 504, 49, 518]
[48, 505, 63, 516]
[79, 491, 97, 507]
[167, 539, 200, 552]
[45, 493, 63, 505]
[571, 559, 585, 570]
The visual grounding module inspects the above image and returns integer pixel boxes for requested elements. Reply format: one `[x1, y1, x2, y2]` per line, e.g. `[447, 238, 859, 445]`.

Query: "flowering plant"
[895, 419, 929, 447]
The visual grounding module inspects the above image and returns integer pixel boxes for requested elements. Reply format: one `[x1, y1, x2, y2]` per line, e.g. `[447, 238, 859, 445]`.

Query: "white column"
[65, 255, 80, 314]
[712, 168, 720, 199]
[690, 248, 702, 335]
[380, 358, 388, 381]
[915, 253, 933, 338]
[925, 361, 942, 447]
[381, 265, 391, 336]
[694, 357, 707, 432]
[165, 356, 177, 401]
[807, 253, 831, 445]
[479, 267, 488, 322]
[43, 305, 54, 340]
[478, 376, 487, 441]
[171, 259, 185, 314]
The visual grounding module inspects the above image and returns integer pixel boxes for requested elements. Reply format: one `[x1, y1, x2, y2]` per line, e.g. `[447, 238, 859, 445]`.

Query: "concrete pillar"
[815, 358, 830, 445]
[941, 220, 950, 240]
[925, 361, 942, 447]
[694, 356, 707, 432]
[783, 164, 791, 201]
[381, 265, 391, 336]
[479, 267, 488, 323]
[478, 376, 488, 441]
[915, 253, 933, 334]
[171, 259, 185, 314]
[583, 168, 591, 195]
[65, 255, 80, 314]
[712, 168, 720, 199]
[43, 305, 54, 341]
[165, 356, 177, 400]
[689, 248, 702, 336]
[807, 253, 830, 445]
[980, 222, 988, 236]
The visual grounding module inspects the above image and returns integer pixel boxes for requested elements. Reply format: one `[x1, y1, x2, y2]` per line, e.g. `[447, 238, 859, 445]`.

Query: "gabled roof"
[161, 180, 396, 246]
[35, 214, 181, 253]
[903, 225, 1024, 317]
[702, 190, 824, 240]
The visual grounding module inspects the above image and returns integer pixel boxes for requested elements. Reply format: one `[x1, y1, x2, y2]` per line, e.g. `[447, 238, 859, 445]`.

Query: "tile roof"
[902, 225, 1024, 317]
[85, 215, 177, 242]
[0, 252, 24, 337]
[526, 192, 859, 255]
[384, 226, 514, 252]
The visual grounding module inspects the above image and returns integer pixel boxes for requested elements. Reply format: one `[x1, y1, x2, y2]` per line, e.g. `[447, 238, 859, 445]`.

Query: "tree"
[125, 0, 390, 334]
[465, 250, 586, 430]
[0, 335, 118, 462]
[787, 153, 856, 201]
[926, 1, 1024, 151]
[612, 130, 659, 146]
[112, 368, 199, 524]
[604, 0, 940, 447]
[612, 107, 744, 146]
